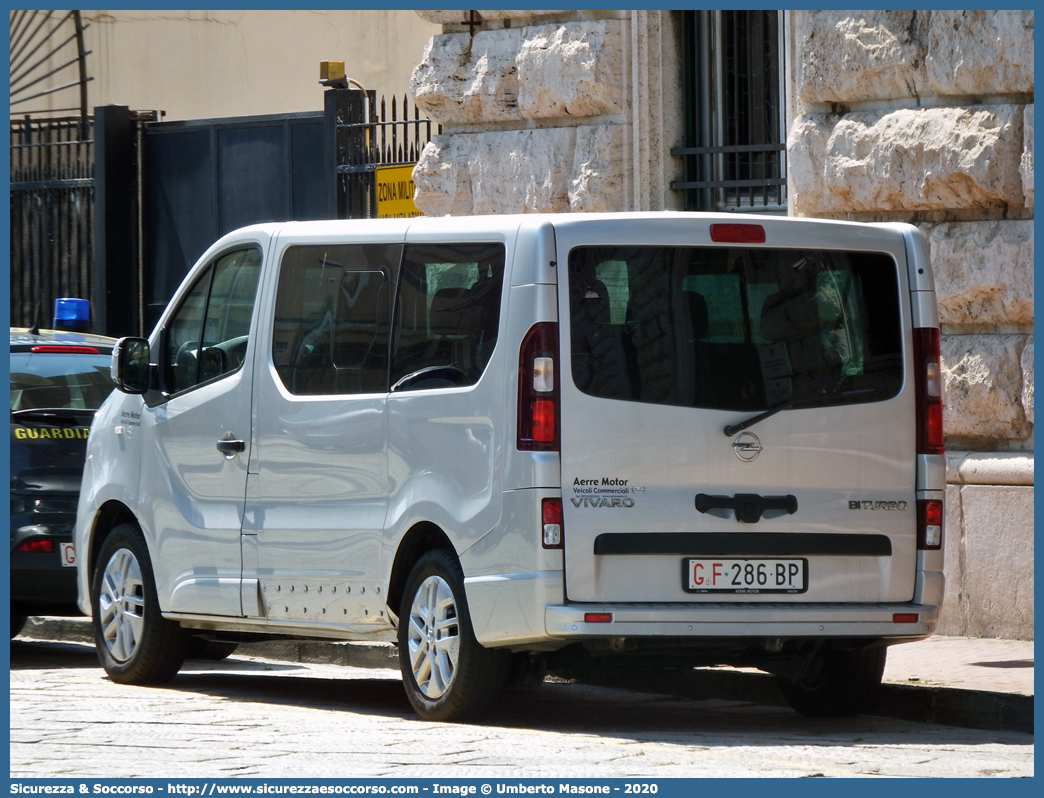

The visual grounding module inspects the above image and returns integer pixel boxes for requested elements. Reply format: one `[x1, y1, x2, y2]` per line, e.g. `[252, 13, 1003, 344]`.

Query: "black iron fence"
[10, 93, 440, 336]
[10, 116, 95, 329]
[671, 142, 787, 211]
[329, 89, 440, 219]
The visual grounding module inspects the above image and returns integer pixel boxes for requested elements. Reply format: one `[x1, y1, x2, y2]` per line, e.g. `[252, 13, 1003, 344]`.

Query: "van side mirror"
[111, 337, 153, 394]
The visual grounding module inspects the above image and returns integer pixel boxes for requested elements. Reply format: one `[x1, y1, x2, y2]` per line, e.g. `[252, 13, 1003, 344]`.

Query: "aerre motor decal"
[570, 476, 644, 508]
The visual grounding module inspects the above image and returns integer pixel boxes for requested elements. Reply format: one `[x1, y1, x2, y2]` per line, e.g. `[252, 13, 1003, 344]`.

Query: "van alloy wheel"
[91, 523, 187, 684]
[397, 549, 512, 722]
[98, 546, 145, 662]
[406, 575, 460, 699]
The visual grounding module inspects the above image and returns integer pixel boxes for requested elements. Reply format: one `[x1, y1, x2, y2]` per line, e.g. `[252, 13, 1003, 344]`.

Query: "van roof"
[216, 211, 916, 246]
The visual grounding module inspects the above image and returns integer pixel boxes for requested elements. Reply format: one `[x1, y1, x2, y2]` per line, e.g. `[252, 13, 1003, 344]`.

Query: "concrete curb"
[19, 617, 1031, 734]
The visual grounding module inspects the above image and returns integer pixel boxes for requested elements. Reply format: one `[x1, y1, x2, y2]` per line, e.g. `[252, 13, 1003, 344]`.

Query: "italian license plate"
[60, 542, 76, 568]
[684, 558, 807, 594]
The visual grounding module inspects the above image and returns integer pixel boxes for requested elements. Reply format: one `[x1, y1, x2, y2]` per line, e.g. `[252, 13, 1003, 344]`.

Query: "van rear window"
[568, 246, 903, 412]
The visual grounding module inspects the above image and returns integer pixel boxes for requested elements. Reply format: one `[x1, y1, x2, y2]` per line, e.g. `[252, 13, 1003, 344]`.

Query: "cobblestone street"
[10, 639, 1034, 779]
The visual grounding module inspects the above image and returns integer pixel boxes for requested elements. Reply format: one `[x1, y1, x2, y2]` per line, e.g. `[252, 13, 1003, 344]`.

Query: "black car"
[10, 327, 116, 637]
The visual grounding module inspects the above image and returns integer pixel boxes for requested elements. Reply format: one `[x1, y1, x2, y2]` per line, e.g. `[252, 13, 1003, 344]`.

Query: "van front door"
[140, 244, 265, 617]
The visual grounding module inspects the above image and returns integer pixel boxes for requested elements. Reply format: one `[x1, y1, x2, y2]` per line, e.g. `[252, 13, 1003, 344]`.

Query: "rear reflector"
[893, 613, 919, 624]
[541, 498, 563, 549]
[709, 223, 766, 244]
[30, 345, 100, 354]
[15, 539, 55, 553]
[917, 499, 943, 550]
[584, 613, 613, 623]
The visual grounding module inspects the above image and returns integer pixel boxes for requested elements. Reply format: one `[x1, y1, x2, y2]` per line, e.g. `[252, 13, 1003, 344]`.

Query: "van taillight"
[542, 498, 563, 548]
[913, 327, 944, 455]
[917, 499, 943, 550]
[518, 322, 560, 451]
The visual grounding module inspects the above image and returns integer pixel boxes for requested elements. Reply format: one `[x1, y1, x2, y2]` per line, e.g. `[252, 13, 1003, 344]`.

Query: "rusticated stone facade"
[409, 10, 683, 216]
[410, 12, 630, 215]
[791, 9, 1033, 639]
[410, 10, 1033, 638]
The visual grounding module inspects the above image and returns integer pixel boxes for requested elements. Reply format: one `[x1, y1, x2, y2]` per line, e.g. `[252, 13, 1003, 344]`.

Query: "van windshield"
[568, 246, 903, 412]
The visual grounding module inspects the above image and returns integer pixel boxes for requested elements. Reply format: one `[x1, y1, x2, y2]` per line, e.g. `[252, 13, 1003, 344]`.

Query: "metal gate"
[141, 111, 327, 329]
[10, 94, 438, 337]
[329, 89, 439, 219]
[9, 115, 95, 329]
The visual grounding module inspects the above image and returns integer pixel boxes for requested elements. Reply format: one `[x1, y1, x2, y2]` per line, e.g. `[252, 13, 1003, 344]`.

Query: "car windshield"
[10, 352, 115, 411]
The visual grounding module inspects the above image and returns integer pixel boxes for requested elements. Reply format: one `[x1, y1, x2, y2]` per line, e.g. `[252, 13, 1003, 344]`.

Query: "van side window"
[390, 243, 505, 392]
[272, 244, 401, 395]
[165, 248, 262, 395]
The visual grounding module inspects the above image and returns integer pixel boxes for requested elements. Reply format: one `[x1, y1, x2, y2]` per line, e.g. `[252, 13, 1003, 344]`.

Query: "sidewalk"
[17, 616, 1033, 733]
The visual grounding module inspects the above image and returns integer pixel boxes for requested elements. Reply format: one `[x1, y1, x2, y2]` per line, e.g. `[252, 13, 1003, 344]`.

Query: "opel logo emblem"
[732, 431, 763, 462]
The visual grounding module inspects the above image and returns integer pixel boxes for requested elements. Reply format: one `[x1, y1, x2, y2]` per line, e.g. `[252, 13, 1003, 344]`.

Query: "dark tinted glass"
[165, 267, 212, 394]
[10, 353, 114, 410]
[273, 243, 401, 395]
[165, 248, 262, 395]
[568, 246, 903, 412]
[390, 243, 504, 392]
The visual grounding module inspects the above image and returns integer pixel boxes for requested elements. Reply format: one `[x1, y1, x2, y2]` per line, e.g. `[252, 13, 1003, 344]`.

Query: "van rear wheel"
[92, 523, 188, 684]
[778, 644, 886, 718]
[397, 549, 511, 722]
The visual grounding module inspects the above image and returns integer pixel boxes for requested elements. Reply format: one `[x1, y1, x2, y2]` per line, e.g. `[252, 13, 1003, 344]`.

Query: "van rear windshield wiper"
[722, 388, 879, 436]
[723, 399, 793, 437]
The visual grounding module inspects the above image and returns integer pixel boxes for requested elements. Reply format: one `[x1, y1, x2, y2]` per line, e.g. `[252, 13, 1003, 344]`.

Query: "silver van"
[75, 212, 945, 722]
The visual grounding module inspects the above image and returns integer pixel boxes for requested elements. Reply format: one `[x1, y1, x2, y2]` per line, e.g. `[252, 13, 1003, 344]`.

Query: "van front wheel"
[397, 549, 511, 722]
[92, 523, 188, 684]
[777, 644, 886, 718]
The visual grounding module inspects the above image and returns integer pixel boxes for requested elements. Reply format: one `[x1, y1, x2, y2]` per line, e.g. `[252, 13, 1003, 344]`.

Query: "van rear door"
[555, 216, 917, 604]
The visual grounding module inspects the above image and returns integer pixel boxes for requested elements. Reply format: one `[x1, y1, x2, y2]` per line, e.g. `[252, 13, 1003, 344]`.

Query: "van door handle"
[216, 439, 245, 457]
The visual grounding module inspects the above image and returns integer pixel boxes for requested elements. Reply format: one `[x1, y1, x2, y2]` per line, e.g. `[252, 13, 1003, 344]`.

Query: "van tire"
[91, 523, 188, 684]
[778, 644, 886, 718]
[11, 613, 28, 639]
[397, 549, 511, 722]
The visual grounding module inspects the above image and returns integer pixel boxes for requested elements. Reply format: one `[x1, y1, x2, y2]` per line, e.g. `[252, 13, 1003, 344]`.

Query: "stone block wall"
[409, 11, 628, 216]
[789, 11, 1034, 639]
[408, 10, 683, 216]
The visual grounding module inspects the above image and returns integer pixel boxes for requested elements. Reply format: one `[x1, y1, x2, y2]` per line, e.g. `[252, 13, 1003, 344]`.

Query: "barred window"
[674, 11, 787, 212]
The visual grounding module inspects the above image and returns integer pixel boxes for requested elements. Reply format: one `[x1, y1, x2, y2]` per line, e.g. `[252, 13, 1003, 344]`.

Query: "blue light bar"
[53, 297, 90, 333]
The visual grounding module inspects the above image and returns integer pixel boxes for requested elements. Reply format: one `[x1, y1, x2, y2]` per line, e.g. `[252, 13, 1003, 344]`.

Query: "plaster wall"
[76, 10, 440, 121]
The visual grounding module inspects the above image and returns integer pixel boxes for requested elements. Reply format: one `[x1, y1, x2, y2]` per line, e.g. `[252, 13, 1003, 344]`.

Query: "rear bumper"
[464, 567, 939, 648]
[545, 601, 938, 640]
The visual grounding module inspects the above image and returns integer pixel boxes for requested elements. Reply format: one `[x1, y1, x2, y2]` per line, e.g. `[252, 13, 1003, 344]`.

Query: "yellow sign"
[375, 165, 422, 218]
